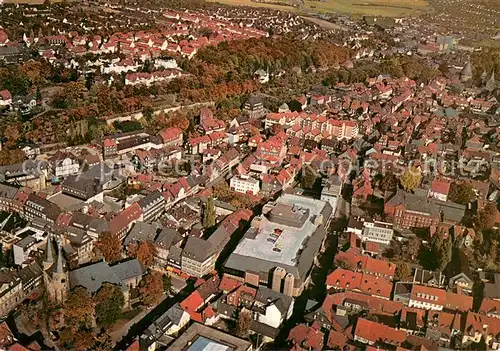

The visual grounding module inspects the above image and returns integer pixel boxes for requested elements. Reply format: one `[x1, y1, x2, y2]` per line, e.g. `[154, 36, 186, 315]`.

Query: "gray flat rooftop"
[232, 194, 327, 267]
[187, 336, 232, 351]
[47, 193, 84, 211]
[168, 323, 250, 351]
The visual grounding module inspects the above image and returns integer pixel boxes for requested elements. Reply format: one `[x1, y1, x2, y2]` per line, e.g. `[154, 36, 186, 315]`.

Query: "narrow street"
[113, 281, 195, 350]
[110, 308, 150, 343]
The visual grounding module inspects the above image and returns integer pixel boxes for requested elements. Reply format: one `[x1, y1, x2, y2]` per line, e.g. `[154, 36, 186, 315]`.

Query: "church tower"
[460, 62, 472, 82]
[43, 234, 69, 304]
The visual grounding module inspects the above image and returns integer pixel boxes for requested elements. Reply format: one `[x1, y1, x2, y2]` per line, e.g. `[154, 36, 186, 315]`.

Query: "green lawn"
[209, 0, 430, 17]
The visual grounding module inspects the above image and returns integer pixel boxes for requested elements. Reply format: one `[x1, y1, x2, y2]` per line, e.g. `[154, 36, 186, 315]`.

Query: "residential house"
[48, 151, 80, 178]
[109, 203, 143, 240]
[23, 193, 61, 227]
[326, 268, 393, 300]
[428, 177, 451, 202]
[0, 269, 23, 317]
[0, 90, 12, 107]
[137, 190, 165, 223]
[250, 286, 294, 341]
[159, 127, 183, 147]
[334, 248, 396, 280]
[354, 318, 406, 346]
[0, 160, 48, 191]
[461, 311, 500, 349]
[287, 323, 324, 351]
[230, 174, 260, 195]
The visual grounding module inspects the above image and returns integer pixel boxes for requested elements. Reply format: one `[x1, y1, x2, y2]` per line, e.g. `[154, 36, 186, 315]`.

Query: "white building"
[321, 175, 342, 216]
[154, 57, 178, 70]
[49, 152, 80, 178]
[230, 175, 260, 195]
[347, 217, 394, 245]
[13, 235, 38, 266]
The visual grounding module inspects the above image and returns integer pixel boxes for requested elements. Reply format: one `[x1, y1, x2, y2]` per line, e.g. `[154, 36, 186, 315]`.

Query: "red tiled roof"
[159, 127, 182, 143]
[288, 324, 324, 351]
[335, 249, 395, 278]
[103, 138, 116, 147]
[444, 291, 473, 312]
[109, 203, 142, 235]
[410, 284, 446, 307]
[430, 178, 451, 195]
[327, 268, 393, 299]
[327, 330, 350, 350]
[355, 318, 406, 345]
[180, 290, 204, 315]
[124, 340, 140, 351]
[479, 298, 500, 315]
[219, 275, 242, 292]
[8, 344, 30, 351]
[0, 90, 12, 101]
[463, 311, 500, 337]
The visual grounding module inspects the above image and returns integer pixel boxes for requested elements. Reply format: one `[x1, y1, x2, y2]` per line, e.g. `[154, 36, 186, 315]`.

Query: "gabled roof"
[109, 203, 142, 235]
[479, 298, 500, 316]
[355, 318, 406, 345]
[255, 286, 293, 316]
[288, 324, 324, 351]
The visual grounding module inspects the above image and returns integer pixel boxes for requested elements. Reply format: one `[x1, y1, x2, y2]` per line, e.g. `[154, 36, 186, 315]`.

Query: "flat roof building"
[224, 193, 332, 297]
[168, 323, 252, 351]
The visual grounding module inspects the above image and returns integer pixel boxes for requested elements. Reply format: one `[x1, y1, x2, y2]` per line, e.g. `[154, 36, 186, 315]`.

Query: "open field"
[209, 0, 430, 17]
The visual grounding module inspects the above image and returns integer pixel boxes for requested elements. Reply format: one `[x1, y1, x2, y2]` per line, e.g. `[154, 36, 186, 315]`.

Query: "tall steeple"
[486, 71, 497, 92]
[460, 62, 472, 82]
[46, 237, 69, 304]
[54, 242, 64, 274]
[43, 233, 54, 271]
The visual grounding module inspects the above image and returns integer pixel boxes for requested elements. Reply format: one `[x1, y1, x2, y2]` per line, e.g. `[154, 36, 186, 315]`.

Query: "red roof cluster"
[355, 318, 406, 346]
[335, 248, 396, 279]
[326, 268, 393, 299]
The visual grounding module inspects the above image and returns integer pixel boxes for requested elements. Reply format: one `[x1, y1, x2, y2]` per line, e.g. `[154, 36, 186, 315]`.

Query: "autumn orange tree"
[95, 232, 122, 263]
[139, 271, 164, 307]
[127, 241, 156, 267]
[64, 287, 94, 329]
[0, 149, 25, 166]
[73, 330, 95, 351]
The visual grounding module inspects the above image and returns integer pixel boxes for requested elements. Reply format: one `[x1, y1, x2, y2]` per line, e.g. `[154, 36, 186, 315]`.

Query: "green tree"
[400, 166, 422, 192]
[94, 283, 124, 327]
[430, 235, 452, 271]
[449, 182, 475, 204]
[379, 172, 398, 191]
[203, 196, 216, 229]
[142, 105, 154, 122]
[402, 238, 421, 261]
[395, 262, 412, 281]
[301, 166, 317, 189]
[162, 274, 172, 294]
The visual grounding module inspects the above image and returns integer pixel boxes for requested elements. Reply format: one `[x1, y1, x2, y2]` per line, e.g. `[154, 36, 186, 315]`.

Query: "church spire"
[460, 62, 472, 82]
[486, 70, 496, 92]
[45, 233, 53, 264]
[54, 241, 64, 274]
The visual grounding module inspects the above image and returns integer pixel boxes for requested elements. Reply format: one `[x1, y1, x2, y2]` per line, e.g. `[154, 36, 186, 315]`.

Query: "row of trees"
[212, 181, 254, 209]
[59, 269, 164, 349]
[95, 231, 157, 268]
